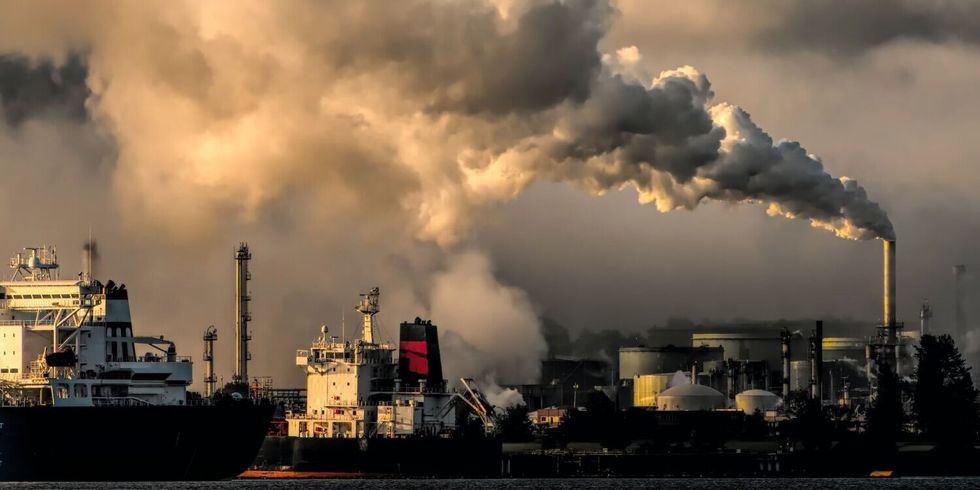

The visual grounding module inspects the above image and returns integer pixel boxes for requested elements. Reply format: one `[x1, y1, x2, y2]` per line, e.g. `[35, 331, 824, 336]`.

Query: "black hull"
[254, 436, 502, 477]
[0, 403, 274, 481]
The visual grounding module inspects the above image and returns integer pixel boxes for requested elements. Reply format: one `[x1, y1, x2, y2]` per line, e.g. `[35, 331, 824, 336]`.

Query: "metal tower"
[356, 287, 380, 344]
[203, 325, 218, 397]
[234, 243, 252, 384]
[920, 300, 933, 337]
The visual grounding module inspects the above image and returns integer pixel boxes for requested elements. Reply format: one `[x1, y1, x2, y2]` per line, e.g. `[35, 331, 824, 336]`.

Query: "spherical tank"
[735, 389, 781, 415]
[656, 383, 725, 411]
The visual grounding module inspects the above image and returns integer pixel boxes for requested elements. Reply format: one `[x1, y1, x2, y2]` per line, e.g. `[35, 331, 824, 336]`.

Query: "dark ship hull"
[0, 403, 274, 481]
[252, 436, 502, 477]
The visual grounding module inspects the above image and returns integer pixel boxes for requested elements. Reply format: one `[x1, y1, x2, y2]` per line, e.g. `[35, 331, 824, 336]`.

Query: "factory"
[616, 240, 920, 416]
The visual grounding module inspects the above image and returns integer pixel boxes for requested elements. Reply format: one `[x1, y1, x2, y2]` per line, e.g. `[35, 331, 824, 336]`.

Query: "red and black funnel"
[398, 318, 443, 386]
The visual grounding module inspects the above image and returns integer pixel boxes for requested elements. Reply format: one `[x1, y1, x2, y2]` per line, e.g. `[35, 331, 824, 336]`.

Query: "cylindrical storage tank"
[632, 373, 674, 407]
[656, 384, 725, 411]
[735, 389, 781, 415]
[822, 337, 866, 362]
[692, 332, 782, 368]
[790, 360, 811, 392]
[619, 347, 691, 380]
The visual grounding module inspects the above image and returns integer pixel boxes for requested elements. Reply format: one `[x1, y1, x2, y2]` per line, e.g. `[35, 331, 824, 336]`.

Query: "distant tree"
[866, 362, 904, 448]
[913, 334, 980, 445]
[783, 391, 831, 451]
[557, 391, 627, 447]
[496, 404, 534, 442]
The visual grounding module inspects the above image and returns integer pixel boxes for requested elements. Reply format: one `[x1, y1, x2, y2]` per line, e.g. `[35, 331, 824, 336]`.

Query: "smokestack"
[954, 265, 966, 343]
[883, 240, 897, 343]
[234, 243, 252, 384]
[810, 320, 823, 401]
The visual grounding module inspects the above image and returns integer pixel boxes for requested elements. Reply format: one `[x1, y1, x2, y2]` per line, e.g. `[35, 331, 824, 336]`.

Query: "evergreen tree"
[913, 334, 980, 445]
[496, 404, 534, 442]
[866, 362, 903, 448]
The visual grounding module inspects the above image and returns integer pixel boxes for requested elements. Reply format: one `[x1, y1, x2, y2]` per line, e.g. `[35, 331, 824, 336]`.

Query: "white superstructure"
[0, 246, 192, 407]
[287, 288, 456, 438]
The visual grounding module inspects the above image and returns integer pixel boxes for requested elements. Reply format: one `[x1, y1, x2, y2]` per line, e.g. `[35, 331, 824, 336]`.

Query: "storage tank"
[656, 383, 725, 411]
[632, 373, 674, 408]
[735, 389, 781, 415]
[822, 337, 866, 362]
[618, 346, 722, 380]
[692, 332, 782, 367]
[790, 360, 811, 392]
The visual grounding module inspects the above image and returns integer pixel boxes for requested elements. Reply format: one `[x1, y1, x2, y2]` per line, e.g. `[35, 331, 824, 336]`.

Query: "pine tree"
[866, 362, 903, 448]
[913, 334, 980, 445]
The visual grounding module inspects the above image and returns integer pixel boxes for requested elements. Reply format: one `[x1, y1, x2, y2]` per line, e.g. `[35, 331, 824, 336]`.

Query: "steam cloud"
[0, 0, 893, 243]
[0, 0, 896, 385]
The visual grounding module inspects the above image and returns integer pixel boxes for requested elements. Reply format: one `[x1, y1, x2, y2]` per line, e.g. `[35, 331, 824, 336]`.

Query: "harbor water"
[0, 479, 978, 490]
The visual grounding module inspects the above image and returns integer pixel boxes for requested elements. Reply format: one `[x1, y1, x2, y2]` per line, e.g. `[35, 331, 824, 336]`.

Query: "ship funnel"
[398, 317, 444, 389]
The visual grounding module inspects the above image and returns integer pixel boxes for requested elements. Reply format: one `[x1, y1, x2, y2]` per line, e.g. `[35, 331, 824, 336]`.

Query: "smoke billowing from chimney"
[0, 1, 895, 386]
[0, 0, 893, 246]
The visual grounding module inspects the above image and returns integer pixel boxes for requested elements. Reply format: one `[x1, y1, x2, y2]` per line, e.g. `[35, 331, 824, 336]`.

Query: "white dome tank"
[656, 383, 725, 411]
[735, 389, 781, 415]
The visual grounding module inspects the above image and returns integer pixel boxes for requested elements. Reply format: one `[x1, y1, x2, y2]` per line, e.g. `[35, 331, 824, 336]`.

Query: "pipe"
[883, 240, 897, 344]
[810, 321, 823, 401]
[781, 329, 791, 399]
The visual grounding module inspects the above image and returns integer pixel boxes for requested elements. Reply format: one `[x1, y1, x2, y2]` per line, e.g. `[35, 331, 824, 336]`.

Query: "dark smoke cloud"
[762, 0, 980, 57]
[0, 0, 916, 386]
[0, 54, 87, 126]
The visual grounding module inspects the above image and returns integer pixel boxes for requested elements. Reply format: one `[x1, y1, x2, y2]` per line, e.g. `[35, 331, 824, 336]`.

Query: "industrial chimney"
[954, 265, 966, 343]
[883, 240, 897, 344]
[809, 320, 823, 401]
[234, 243, 252, 384]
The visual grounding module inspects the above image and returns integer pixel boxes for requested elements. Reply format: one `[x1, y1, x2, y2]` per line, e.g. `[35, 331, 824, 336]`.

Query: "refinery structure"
[0, 234, 970, 479]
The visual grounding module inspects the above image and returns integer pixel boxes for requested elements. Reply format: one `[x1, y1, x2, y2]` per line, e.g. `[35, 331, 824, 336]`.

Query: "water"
[0, 479, 978, 490]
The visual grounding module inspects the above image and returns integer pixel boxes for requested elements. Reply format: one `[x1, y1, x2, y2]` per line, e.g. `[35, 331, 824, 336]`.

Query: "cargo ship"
[0, 246, 273, 481]
[249, 288, 501, 477]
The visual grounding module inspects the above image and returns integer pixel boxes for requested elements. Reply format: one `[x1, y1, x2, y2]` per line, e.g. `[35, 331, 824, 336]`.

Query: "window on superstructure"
[10, 368, 17, 373]
[75, 384, 87, 398]
[31, 295, 41, 299]
[0, 369, 7, 373]
[42, 294, 52, 299]
[57, 384, 70, 399]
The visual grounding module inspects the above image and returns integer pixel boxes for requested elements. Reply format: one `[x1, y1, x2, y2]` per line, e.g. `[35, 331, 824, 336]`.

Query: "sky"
[0, 0, 978, 389]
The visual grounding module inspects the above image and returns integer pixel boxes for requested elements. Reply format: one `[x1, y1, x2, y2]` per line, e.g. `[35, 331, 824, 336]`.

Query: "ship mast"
[356, 287, 380, 344]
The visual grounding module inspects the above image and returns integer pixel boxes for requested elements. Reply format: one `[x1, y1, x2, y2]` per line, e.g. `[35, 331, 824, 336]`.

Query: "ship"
[0, 245, 274, 481]
[249, 288, 502, 477]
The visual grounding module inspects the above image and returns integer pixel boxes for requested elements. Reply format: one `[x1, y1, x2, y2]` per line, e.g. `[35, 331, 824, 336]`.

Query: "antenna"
[355, 287, 380, 344]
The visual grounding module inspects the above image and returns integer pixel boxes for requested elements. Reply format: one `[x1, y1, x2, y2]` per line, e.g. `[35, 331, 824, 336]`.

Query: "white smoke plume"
[0, 0, 895, 385]
[430, 251, 545, 384]
[0, 0, 893, 245]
